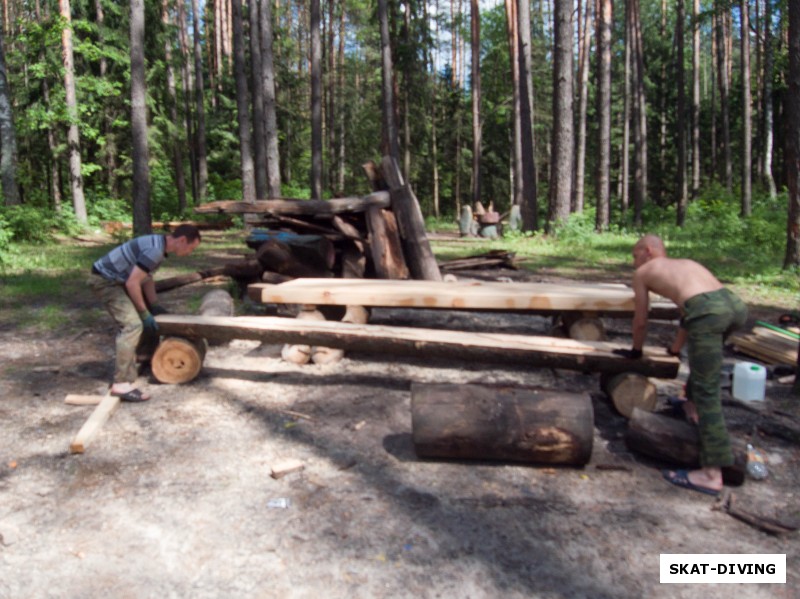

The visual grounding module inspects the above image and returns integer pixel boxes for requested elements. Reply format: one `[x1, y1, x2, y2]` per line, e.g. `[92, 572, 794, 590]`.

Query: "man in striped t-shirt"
[89, 224, 201, 402]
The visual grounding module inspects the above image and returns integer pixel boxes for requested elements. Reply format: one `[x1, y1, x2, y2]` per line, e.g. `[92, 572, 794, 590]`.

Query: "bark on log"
[411, 383, 593, 465]
[625, 408, 746, 485]
[381, 156, 441, 281]
[255, 239, 332, 278]
[601, 372, 657, 417]
[365, 206, 409, 279]
[193, 193, 391, 216]
[155, 315, 681, 378]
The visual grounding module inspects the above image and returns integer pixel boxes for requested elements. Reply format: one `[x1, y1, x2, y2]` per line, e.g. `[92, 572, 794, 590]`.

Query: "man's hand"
[149, 304, 169, 316]
[139, 310, 159, 334]
[612, 348, 643, 359]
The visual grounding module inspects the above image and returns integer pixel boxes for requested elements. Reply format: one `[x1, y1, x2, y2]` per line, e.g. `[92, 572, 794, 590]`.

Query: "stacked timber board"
[247, 278, 679, 317]
[731, 326, 799, 365]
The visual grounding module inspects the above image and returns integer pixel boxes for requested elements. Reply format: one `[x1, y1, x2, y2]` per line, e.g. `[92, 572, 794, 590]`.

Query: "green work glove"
[149, 304, 169, 316]
[139, 309, 159, 334]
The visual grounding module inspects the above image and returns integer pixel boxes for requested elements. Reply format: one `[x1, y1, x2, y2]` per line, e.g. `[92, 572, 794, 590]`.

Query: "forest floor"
[0, 231, 798, 598]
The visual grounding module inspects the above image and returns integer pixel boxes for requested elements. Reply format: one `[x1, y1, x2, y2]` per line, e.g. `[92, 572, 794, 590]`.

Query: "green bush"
[0, 205, 60, 243]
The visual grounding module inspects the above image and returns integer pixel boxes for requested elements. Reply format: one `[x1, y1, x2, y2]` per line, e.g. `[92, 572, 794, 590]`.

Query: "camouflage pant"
[88, 273, 145, 384]
[683, 288, 748, 467]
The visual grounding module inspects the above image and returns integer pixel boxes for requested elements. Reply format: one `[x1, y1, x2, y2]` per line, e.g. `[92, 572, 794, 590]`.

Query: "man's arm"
[630, 270, 651, 351]
[124, 266, 152, 314]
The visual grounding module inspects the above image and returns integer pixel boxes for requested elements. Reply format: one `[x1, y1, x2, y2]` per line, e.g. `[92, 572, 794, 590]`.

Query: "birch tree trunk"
[762, 0, 776, 198]
[518, 0, 538, 231]
[0, 24, 19, 206]
[130, 0, 151, 234]
[572, 0, 591, 213]
[60, 0, 87, 223]
[471, 0, 482, 209]
[192, 0, 209, 201]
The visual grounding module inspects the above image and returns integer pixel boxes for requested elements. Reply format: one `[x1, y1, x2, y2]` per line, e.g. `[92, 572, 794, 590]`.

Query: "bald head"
[633, 234, 667, 268]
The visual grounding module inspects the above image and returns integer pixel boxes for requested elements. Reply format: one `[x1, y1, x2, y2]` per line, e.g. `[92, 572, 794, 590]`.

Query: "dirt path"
[0, 260, 797, 598]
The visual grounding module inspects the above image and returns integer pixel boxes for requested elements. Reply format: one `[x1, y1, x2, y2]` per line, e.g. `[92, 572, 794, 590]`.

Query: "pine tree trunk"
[231, 0, 256, 202]
[676, 0, 688, 226]
[572, 0, 591, 214]
[378, 0, 400, 161]
[260, 0, 281, 197]
[691, 0, 701, 198]
[505, 0, 523, 221]
[518, 0, 538, 231]
[178, 0, 198, 205]
[310, 0, 323, 199]
[621, 0, 631, 219]
[547, 0, 573, 229]
[249, 0, 267, 199]
[595, 0, 612, 231]
[163, 0, 187, 213]
[337, 4, 346, 193]
[785, 0, 800, 269]
[741, 0, 752, 216]
[632, 0, 647, 224]
[130, 0, 151, 234]
[717, 2, 732, 192]
[471, 0, 482, 210]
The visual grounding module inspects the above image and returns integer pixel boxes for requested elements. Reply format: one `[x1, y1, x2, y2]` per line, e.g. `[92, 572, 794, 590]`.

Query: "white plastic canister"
[732, 362, 767, 402]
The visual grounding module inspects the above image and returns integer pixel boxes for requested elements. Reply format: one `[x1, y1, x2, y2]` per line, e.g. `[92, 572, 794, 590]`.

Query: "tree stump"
[625, 408, 746, 485]
[601, 372, 657, 418]
[411, 383, 593, 465]
[151, 337, 207, 384]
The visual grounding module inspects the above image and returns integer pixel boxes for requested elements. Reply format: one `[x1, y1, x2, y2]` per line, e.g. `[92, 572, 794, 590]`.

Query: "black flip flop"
[662, 469, 720, 496]
[111, 388, 150, 402]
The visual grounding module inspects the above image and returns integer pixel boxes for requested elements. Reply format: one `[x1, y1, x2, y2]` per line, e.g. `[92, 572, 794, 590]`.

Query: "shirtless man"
[615, 234, 748, 496]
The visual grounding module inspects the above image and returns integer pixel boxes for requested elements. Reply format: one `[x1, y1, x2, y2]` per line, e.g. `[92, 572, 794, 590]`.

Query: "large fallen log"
[152, 314, 680, 383]
[411, 383, 593, 465]
[625, 408, 746, 485]
[193, 193, 390, 216]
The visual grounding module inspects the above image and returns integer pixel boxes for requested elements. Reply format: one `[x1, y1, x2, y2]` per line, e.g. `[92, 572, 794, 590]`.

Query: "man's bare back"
[634, 257, 723, 307]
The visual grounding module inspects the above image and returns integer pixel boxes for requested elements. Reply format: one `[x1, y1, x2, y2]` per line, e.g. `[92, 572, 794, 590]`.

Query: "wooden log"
[199, 289, 235, 316]
[362, 160, 388, 191]
[255, 239, 332, 278]
[248, 231, 336, 269]
[411, 383, 593, 465]
[600, 372, 657, 418]
[311, 305, 370, 365]
[151, 337, 207, 384]
[568, 317, 607, 341]
[155, 266, 228, 293]
[340, 245, 366, 279]
[625, 408, 746, 485]
[331, 215, 367, 250]
[261, 270, 294, 284]
[282, 308, 327, 365]
[381, 156, 442, 281]
[193, 193, 391, 216]
[155, 315, 681, 378]
[365, 206, 410, 279]
[69, 394, 120, 454]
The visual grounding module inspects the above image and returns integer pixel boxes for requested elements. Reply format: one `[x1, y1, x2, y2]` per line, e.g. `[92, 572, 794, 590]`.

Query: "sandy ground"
[0, 265, 798, 598]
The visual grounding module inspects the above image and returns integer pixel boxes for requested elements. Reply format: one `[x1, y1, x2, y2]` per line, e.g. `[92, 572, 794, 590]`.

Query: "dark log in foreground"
[153, 315, 680, 379]
[411, 383, 593, 465]
[625, 408, 746, 485]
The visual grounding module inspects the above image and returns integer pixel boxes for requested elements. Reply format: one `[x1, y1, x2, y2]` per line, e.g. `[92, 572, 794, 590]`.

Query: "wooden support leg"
[311, 305, 370, 365]
[282, 306, 326, 365]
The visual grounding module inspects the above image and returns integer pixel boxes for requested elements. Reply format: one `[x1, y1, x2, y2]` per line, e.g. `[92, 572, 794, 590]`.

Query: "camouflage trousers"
[88, 273, 146, 384]
[683, 288, 748, 468]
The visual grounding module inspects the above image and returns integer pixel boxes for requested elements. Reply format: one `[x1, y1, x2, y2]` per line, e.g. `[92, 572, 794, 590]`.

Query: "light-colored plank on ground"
[69, 394, 121, 454]
[64, 394, 105, 406]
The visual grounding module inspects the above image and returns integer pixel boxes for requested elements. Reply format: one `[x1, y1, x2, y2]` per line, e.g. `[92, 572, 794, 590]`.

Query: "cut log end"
[601, 372, 657, 418]
[568, 317, 607, 341]
[152, 337, 206, 384]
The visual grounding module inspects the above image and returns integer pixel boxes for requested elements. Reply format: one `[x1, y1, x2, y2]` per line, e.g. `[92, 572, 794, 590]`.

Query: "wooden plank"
[247, 278, 679, 317]
[155, 315, 680, 377]
[64, 394, 105, 406]
[69, 394, 121, 454]
[193, 192, 390, 216]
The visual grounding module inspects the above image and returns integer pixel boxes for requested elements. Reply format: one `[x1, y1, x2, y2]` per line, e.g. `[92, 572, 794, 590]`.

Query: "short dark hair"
[171, 224, 201, 243]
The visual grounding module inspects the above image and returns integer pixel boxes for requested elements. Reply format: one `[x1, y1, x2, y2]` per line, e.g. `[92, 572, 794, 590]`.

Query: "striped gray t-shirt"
[92, 235, 167, 283]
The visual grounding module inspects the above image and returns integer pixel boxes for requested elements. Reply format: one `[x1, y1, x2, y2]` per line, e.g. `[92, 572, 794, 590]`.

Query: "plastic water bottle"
[746, 444, 768, 480]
